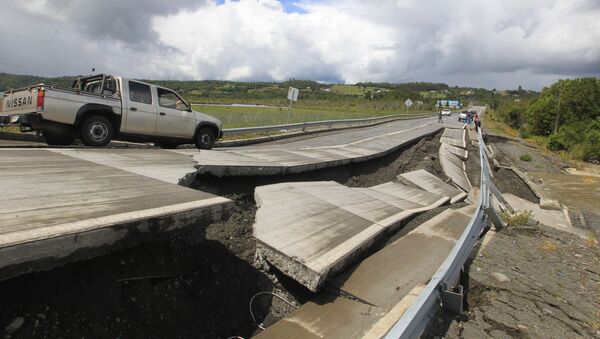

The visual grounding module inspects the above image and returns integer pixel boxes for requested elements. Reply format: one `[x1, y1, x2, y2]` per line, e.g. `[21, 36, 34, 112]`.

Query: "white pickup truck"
[0, 74, 222, 149]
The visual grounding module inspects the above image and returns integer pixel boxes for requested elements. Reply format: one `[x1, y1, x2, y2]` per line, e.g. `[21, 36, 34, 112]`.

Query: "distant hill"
[0, 72, 537, 109]
[0, 73, 77, 91]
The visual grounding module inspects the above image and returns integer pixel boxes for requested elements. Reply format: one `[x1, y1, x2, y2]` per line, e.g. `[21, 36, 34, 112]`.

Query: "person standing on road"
[438, 110, 442, 123]
[474, 112, 480, 130]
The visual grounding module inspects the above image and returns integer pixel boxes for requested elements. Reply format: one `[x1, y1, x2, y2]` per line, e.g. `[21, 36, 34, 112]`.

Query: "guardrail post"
[441, 283, 464, 314]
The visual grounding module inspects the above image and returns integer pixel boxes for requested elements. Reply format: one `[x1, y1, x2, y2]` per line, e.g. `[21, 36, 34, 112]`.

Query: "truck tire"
[43, 131, 73, 146]
[81, 115, 114, 147]
[195, 127, 215, 150]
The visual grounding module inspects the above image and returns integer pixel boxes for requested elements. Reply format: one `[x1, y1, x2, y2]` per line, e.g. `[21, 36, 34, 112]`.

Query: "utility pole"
[553, 82, 564, 133]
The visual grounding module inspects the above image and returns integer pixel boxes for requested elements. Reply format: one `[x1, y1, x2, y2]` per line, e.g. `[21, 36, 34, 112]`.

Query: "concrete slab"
[0, 149, 232, 280]
[176, 118, 443, 176]
[331, 209, 470, 310]
[468, 129, 480, 147]
[253, 181, 449, 291]
[370, 182, 450, 207]
[399, 169, 467, 203]
[539, 197, 561, 210]
[440, 128, 466, 148]
[503, 194, 587, 238]
[440, 142, 468, 160]
[256, 209, 472, 338]
[439, 147, 472, 192]
[51, 149, 198, 185]
[254, 293, 387, 339]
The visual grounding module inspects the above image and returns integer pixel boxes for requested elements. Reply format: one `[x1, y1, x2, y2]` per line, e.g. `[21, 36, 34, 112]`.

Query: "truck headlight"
[10, 115, 20, 124]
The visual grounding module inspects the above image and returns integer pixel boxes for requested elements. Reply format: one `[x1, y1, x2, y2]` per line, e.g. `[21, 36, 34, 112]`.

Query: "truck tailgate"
[2, 87, 41, 116]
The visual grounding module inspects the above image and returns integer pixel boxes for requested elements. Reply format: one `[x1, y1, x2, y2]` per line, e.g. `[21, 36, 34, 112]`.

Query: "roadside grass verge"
[193, 104, 431, 128]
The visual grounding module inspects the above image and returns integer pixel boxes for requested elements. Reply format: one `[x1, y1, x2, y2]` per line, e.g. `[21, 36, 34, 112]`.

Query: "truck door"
[124, 80, 157, 134]
[155, 87, 196, 138]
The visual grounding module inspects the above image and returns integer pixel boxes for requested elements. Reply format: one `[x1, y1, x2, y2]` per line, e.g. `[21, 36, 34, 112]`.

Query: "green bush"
[520, 153, 532, 161]
[582, 129, 600, 161]
[548, 133, 566, 150]
[547, 120, 590, 151]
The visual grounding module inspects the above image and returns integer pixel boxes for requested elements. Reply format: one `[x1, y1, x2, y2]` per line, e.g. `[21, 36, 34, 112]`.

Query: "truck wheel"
[43, 131, 73, 146]
[195, 127, 215, 150]
[81, 116, 113, 146]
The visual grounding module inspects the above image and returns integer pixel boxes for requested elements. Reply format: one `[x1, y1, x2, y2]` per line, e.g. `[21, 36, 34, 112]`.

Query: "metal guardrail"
[384, 127, 508, 338]
[222, 112, 435, 136]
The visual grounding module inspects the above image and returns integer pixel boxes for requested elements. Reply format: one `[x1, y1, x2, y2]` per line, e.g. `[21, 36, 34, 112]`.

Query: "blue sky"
[216, 0, 307, 13]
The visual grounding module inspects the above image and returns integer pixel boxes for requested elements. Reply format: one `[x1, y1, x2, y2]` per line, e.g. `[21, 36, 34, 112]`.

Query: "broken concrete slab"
[253, 181, 449, 291]
[0, 149, 232, 280]
[331, 209, 471, 310]
[51, 148, 198, 185]
[439, 146, 472, 192]
[370, 182, 450, 207]
[399, 169, 467, 203]
[539, 197, 561, 210]
[254, 292, 387, 339]
[256, 209, 472, 338]
[503, 194, 587, 238]
[440, 142, 468, 160]
[176, 119, 443, 176]
[440, 128, 466, 148]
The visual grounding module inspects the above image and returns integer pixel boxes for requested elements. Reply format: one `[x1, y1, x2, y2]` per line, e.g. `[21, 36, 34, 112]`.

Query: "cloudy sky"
[1, 0, 599, 90]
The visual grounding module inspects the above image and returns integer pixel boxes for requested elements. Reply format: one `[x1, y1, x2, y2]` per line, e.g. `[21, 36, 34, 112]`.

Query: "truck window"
[129, 81, 152, 104]
[157, 88, 188, 111]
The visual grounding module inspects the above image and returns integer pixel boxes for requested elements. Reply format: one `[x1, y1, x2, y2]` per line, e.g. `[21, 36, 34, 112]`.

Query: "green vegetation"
[193, 104, 431, 128]
[502, 210, 534, 227]
[0, 72, 75, 90]
[520, 153, 532, 162]
[1, 72, 498, 127]
[491, 78, 600, 162]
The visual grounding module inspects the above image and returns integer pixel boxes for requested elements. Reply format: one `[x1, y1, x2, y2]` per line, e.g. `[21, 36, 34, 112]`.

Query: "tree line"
[494, 77, 599, 162]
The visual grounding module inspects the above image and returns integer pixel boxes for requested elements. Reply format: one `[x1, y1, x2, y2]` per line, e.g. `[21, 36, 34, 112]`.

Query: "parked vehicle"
[0, 74, 222, 149]
[458, 111, 467, 122]
[441, 109, 452, 116]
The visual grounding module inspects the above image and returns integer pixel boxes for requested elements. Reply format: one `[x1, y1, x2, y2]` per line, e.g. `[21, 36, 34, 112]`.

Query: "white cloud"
[1, 0, 599, 89]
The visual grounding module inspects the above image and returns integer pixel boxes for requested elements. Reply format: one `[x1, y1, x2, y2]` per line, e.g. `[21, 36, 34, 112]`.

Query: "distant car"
[441, 109, 452, 116]
[458, 111, 467, 122]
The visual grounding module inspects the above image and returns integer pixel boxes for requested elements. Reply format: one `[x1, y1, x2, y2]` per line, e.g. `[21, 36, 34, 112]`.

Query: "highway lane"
[0, 111, 474, 279]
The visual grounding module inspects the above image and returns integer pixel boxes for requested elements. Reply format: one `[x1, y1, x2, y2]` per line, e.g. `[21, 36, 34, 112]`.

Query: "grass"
[520, 153, 532, 161]
[502, 210, 534, 227]
[193, 104, 430, 128]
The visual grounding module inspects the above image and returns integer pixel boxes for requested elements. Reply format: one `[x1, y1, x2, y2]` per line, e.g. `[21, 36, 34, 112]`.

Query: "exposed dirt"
[492, 167, 539, 203]
[486, 133, 571, 174]
[0, 131, 452, 339]
[424, 130, 600, 339]
[423, 221, 600, 338]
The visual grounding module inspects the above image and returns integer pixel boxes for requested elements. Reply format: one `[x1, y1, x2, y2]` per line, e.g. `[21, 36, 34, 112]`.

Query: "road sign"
[287, 87, 299, 102]
[404, 99, 413, 107]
